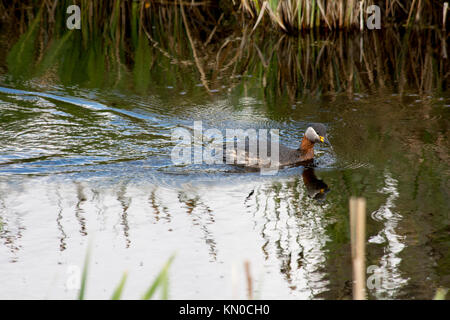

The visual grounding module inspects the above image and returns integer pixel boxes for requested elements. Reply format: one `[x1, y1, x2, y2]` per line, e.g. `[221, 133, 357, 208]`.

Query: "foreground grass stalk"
[142, 255, 175, 300]
[77, 249, 174, 300]
[111, 273, 128, 300]
[78, 248, 90, 300]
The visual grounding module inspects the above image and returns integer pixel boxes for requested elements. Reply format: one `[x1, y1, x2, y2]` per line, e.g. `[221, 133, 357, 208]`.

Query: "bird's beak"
[320, 136, 331, 145]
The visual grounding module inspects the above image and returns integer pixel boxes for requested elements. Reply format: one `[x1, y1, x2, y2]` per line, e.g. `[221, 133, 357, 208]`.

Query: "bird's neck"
[299, 135, 315, 161]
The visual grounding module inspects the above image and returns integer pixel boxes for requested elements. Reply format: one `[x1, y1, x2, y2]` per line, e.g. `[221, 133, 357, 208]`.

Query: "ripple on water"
[0, 85, 344, 179]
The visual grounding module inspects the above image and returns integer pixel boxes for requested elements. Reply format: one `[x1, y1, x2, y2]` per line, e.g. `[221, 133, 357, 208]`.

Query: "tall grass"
[241, 0, 446, 32]
[0, 0, 446, 36]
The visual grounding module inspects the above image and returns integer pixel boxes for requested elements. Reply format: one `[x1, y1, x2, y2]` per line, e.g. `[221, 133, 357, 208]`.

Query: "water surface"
[0, 26, 448, 299]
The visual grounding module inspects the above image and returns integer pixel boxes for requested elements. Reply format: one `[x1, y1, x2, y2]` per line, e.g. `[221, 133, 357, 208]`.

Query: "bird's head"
[305, 123, 330, 145]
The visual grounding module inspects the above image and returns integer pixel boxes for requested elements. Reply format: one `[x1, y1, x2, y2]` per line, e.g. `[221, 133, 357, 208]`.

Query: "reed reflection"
[117, 183, 131, 248]
[149, 189, 171, 224]
[177, 191, 218, 262]
[0, 187, 24, 262]
[246, 168, 332, 298]
[75, 182, 88, 237]
[55, 184, 67, 251]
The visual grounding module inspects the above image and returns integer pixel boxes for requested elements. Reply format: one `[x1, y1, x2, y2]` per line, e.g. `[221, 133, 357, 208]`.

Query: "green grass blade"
[78, 249, 90, 300]
[141, 255, 175, 300]
[111, 272, 128, 300]
[6, 8, 42, 77]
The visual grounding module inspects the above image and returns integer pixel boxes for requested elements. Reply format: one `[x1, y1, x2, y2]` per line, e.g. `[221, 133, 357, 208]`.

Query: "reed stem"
[444, 2, 448, 30]
[244, 261, 253, 300]
[349, 197, 366, 300]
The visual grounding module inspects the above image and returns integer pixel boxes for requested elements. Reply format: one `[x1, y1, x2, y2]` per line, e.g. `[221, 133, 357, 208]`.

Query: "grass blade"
[78, 249, 90, 300]
[111, 272, 128, 300]
[142, 255, 175, 300]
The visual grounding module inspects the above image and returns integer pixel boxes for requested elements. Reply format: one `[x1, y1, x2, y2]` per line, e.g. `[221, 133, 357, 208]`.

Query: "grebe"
[225, 123, 330, 170]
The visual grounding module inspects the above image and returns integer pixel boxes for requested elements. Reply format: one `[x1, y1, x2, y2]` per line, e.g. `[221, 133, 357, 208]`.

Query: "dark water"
[0, 25, 448, 299]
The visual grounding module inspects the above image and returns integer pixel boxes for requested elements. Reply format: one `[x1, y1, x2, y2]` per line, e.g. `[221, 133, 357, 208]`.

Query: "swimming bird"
[224, 123, 330, 170]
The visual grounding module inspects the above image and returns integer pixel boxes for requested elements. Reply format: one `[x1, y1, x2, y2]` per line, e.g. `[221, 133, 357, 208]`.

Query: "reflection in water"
[246, 169, 331, 298]
[75, 183, 88, 237]
[55, 185, 67, 251]
[149, 189, 171, 224]
[0, 159, 447, 299]
[369, 172, 408, 299]
[302, 168, 330, 202]
[0, 188, 24, 262]
[91, 187, 107, 232]
[117, 183, 131, 248]
[177, 191, 217, 262]
[0, 170, 334, 297]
